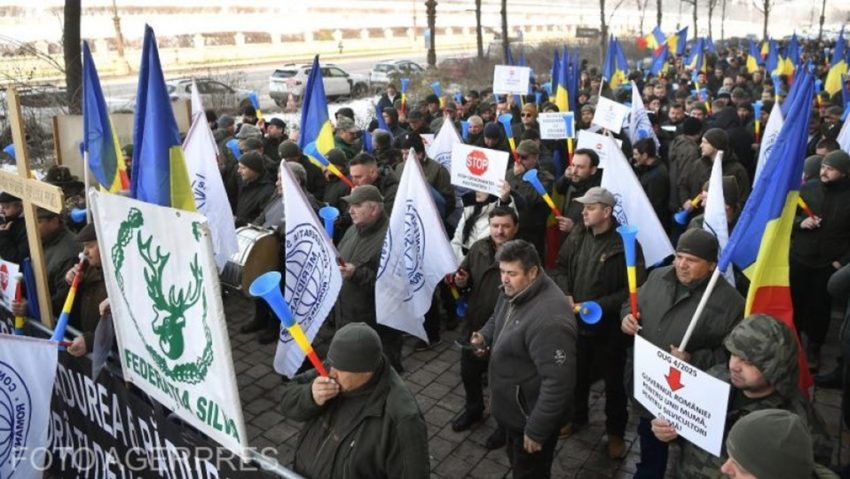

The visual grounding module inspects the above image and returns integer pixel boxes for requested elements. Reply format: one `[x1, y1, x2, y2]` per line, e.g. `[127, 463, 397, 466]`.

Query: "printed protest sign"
[539, 112, 575, 140]
[493, 65, 531, 95]
[449, 143, 510, 196]
[592, 96, 630, 133]
[633, 335, 730, 456]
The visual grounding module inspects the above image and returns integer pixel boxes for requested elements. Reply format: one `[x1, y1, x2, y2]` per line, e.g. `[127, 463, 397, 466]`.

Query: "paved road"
[100, 49, 477, 111]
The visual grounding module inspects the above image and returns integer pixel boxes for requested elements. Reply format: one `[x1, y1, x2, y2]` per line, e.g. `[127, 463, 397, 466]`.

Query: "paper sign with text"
[575, 130, 623, 169]
[493, 65, 531, 95]
[633, 335, 730, 457]
[450, 143, 509, 196]
[592, 96, 630, 133]
[539, 112, 575, 140]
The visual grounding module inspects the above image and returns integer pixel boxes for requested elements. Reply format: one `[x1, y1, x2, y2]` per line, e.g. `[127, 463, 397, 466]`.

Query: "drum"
[220, 226, 280, 294]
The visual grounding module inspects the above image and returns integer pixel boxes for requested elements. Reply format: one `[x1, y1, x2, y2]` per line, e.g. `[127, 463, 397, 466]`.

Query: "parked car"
[166, 78, 253, 112]
[269, 64, 369, 105]
[437, 57, 474, 80]
[369, 60, 424, 88]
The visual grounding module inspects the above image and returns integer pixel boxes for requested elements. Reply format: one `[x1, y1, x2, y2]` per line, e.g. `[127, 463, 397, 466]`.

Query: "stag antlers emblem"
[138, 234, 202, 359]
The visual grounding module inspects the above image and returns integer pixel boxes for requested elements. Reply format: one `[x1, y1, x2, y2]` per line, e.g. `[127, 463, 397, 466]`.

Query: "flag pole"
[678, 267, 722, 352]
[83, 150, 92, 224]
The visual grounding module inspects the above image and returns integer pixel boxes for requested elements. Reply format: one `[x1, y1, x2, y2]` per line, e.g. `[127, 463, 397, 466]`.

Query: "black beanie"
[239, 151, 265, 174]
[702, 128, 729, 152]
[676, 229, 719, 262]
[682, 117, 703, 136]
[484, 122, 503, 139]
[328, 323, 383, 372]
[823, 150, 850, 176]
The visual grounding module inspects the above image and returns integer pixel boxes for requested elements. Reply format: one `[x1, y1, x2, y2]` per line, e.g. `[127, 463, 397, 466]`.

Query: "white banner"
[0, 260, 20, 311]
[633, 335, 730, 457]
[449, 143, 509, 196]
[753, 104, 784, 188]
[838, 110, 850, 154]
[628, 80, 661, 150]
[376, 151, 458, 341]
[600, 136, 674, 265]
[427, 120, 462, 171]
[185, 81, 239, 270]
[277, 162, 342, 377]
[90, 190, 249, 459]
[493, 65, 531, 95]
[538, 112, 575, 140]
[0, 334, 57, 478]
[575, 129, 622, 169]
[592, 96, 630, 134]
[703, 152, 735, 286]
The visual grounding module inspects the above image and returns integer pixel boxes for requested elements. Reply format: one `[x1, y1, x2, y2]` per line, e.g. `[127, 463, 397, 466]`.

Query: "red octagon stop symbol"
[466, 150, 489, 176]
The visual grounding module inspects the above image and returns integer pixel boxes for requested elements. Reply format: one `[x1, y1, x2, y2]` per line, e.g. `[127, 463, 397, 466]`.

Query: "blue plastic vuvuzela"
[249, 272, 295, 328]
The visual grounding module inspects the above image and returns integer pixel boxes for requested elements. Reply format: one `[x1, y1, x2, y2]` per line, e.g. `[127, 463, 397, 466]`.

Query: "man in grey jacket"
[470, 239, 577, 478]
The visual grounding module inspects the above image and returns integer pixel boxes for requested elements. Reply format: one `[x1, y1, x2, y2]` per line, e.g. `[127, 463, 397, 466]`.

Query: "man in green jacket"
[280, 322, 429, 479]
[621, 229, 744, 478]
[334, 185, 403, 371]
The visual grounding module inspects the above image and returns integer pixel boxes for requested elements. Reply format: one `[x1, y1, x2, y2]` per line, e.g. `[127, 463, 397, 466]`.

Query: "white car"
[166, 78, 253, 112]
[269, 64, 369, 105]
[369, 60, 424, 87]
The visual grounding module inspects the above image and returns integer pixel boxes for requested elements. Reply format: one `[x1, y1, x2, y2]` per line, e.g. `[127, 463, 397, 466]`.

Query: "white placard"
[575, 130, 622, 169]
[0, 259, 20, 311]
[539, 112, 575, 140]
[633, 335, 730, 457]
[493, 65, 531, 95]
[449, 143, 510, 196]
[592, 96, 630, 134]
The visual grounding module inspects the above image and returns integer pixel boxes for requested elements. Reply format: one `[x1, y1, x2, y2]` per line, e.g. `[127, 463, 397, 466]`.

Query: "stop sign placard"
[466, 150, 489, 176]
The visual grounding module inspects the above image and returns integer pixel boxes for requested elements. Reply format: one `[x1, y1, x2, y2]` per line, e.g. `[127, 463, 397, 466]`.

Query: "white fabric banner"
[838, 111, 850, 154]
[276, 162, 342, 377]
[427, 120, 462, 171]
[753, 104, 784, 188]
[575, 129, 623, 169]
[376, 151, 458, 341]
[628, 81, 661, 150]
[0, 334, 57, 478]
[90, 190, 249, 459]
[703, 152, 735, 286]
[184, 81, 238, 270]
[600, 136, 674, 265]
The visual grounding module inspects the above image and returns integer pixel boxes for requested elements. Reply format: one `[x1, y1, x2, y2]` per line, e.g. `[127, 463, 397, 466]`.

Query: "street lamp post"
[426, 0, 437, 67]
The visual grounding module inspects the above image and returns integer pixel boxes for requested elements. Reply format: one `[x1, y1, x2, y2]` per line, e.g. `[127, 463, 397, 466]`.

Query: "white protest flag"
[628, 81, 660, 150]
[838, 111, 850, 153]
[703, 151, 735, 286]
[600, 136, 674, 265]
[376, 151, 458, 341]
[184, 81, 238, 270]
[753, 103, 784, 187]
[90, 189, 249, 459]
[0, 335, 57, 478]
[427, 119, 462, 172]
[276, 162, 342, 377]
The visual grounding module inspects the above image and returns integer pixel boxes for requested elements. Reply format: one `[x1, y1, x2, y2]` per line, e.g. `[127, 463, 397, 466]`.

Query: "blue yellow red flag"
[298, 55, 336, 161]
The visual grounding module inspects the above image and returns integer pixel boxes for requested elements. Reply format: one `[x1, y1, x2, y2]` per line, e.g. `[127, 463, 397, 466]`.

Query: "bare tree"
[753, 0, 771, 41]
[475, 0, 484, 59]
[721, 0, 727, 40]
[707, 0, 718, 39]
[501, 0, 509, 63]
[64, 0, 81, 114]
[636, 0, 651, 36]
[599, 0, 629, 64]
[110, 0, 131, 74]
[657, 0, 662, 26]
[681, 0, 699, 38]
[818, 0, 827, 42]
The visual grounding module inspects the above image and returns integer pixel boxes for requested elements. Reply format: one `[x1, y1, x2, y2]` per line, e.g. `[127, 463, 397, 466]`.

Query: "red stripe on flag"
[749, 284, 814, 393]
[545, 224, 560, 269]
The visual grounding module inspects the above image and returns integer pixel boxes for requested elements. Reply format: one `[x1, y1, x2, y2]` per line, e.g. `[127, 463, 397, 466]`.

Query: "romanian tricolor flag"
[130, 25, 195, 211]
[766, 40, 780, 77]
[746, 39, 763, 74]
[666, 27, 688, 57]
[550, 48, 561, 97]
[298, 55, 336, 164]
[719, 69, 814, 391]
[646, 26, 666, 51]
[82, 41, 129, 193]
[649, 44, 670, 76]
[825, 28, 848, 96]
[603, 37, 628, 90]
[686, 38, 707, 73]
[555, 48, 570, 112]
